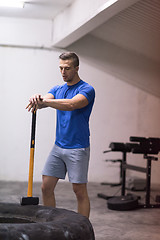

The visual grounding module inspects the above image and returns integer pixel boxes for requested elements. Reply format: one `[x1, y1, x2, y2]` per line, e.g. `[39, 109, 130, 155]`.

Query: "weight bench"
[98, 136, 160, 210]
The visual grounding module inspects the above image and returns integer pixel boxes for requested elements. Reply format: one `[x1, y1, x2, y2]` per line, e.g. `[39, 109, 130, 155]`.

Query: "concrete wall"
[0, 17, 160, 184]
[69, 35, 160, 184]
[0, 46, 60, 181]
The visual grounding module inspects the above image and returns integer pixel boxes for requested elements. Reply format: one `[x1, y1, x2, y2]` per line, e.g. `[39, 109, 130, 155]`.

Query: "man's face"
[59, 59, 78, 83]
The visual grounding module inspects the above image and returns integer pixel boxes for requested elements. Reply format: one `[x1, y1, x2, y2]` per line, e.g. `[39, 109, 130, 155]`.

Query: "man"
[26, 52, 95, 218]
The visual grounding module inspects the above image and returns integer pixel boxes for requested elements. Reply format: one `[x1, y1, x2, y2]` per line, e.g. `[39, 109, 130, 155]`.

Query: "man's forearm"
[26, 93, 88, 112]
[42, 93, 88, 111]
[43, 98, 75, 111]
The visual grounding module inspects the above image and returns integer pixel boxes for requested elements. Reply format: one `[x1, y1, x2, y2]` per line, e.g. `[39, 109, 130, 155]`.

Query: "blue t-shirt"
[48, 80, 95, 149]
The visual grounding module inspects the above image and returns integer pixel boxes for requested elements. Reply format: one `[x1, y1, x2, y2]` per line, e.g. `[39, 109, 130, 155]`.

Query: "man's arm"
[42, 94, 89, 111]
[26, 93, 89, 112]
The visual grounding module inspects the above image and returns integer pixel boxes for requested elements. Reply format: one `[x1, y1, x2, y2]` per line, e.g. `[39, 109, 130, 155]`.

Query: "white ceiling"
[0, 0, 159, 63]
[0, 0, 75, 19]
[91, 0, 160, 63]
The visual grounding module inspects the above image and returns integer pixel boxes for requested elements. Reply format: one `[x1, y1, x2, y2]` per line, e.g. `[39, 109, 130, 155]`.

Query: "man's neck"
[67, 76, 81, 86]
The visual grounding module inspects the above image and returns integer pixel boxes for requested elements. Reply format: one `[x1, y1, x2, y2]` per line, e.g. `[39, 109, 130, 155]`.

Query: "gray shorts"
[42, 144, 90, 183]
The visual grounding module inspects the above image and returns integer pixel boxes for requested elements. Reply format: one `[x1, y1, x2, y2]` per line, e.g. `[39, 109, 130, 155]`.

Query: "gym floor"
[0, 181, 160, 240]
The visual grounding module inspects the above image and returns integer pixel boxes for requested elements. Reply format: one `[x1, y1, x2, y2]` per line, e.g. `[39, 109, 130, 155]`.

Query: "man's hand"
[26, 94, 44, 112]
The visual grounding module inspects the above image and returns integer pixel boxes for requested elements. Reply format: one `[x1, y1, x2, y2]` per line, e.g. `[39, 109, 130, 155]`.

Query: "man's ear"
[75, 66, 79, 72]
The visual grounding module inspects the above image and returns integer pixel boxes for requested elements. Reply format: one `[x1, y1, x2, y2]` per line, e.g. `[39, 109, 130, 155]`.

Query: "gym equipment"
[21, 111, 39, 205]
[97, 159, 122, 201]
[107, 194, 139, 211]
[125, 176, 146, 191]
[0, 203, 95, 240]
[98, 136, 160, 210]
[100, 159, 122, 187]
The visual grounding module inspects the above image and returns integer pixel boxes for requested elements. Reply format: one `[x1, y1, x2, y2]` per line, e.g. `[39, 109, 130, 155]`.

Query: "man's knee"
[41, 182, 51, 195]
[41, 176, 58, 195]
[72, 184, 88, 200]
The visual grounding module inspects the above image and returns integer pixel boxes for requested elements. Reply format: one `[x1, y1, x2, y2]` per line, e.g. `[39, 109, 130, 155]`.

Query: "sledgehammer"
[21, 111, 39, 205]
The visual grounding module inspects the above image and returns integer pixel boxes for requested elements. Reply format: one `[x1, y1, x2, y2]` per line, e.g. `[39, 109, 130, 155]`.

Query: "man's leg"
[41, 175, 59, 207]
[72, 183, 90, 218]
